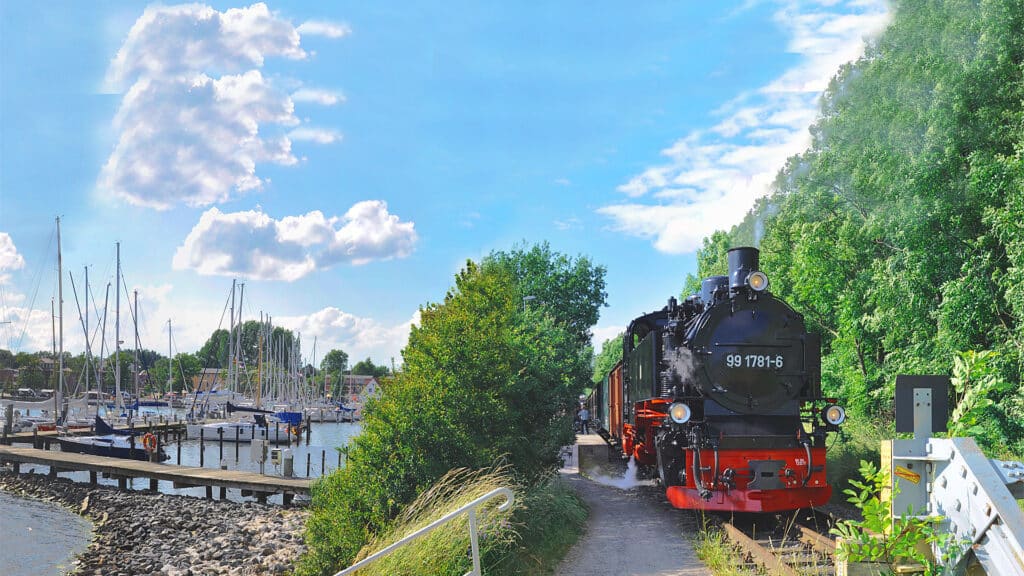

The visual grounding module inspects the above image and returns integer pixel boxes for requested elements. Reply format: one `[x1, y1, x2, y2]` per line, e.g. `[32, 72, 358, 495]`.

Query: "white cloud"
[291, 88, 345, 105]
[602, 0, 890, 253]
[554, 217, 582, 231]
[296, 20, 352, 39]
[554, 178, 572, 186]
[173, 201, 418, 281]
[288, 127, 343, 144]
[99, 3, 345, 210]
[276, 307, 419, 366]
[0, 234, 25, 274]
[590, 324, 624, 351]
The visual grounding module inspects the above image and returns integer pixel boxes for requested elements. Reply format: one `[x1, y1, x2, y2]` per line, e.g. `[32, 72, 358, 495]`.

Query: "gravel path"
[556, 473, 711, 576]
[0, 471, 307, 575]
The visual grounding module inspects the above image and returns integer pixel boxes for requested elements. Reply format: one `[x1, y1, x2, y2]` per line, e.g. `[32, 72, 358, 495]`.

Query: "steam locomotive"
[590, 247, 845, 512]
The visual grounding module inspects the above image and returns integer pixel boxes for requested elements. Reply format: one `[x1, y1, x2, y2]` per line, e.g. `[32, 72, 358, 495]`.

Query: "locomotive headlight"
[746, 271, 769, 292]
[668, 402, 691, 424]
[824, 405, 846, 426]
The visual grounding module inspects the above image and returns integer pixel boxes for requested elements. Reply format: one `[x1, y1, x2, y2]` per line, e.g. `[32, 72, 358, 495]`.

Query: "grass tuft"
[347, 466, 520, 576]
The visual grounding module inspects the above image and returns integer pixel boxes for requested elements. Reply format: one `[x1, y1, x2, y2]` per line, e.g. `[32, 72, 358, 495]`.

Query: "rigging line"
[14, 225, 56, 351]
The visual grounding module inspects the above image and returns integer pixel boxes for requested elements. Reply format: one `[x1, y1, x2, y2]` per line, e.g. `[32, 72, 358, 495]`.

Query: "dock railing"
[333, 486, 514, 576]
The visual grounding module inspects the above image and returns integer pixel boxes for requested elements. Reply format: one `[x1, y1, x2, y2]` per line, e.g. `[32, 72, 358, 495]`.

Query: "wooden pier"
[4, 420, 187, 445]
[0, 445, 311, 505]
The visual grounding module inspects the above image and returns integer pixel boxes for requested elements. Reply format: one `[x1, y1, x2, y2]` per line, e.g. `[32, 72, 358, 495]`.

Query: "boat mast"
[84, 267, 90, 405]
[114, 242, 122, 413]
[228, 279, 236, 396]
[56, 217, 64, 423]
[256, 311, 262, 409]
[167, 319, 172, 396]
[51, 297, 57, 419]
[133, 290, 139, 406]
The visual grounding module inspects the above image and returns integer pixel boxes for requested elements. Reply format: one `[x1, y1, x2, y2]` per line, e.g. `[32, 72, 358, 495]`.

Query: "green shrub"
[298, 258, 596, 575]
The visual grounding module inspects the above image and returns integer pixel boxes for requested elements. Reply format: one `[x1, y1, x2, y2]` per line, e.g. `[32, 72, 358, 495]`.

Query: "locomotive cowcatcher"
[591, 247, 845, 512]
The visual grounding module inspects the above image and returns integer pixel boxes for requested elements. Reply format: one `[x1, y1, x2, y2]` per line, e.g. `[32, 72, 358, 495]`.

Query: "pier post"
[306, 453, 311, 477]
[118, 477, 127, 491]
[177, 432, 182, 465]
[200, 429, 205, 467]
[283, 493, 293, 507]
[321, 450, 326, 475]
[33, 428, 39, 449]
[150, 478, 158, 491]
[275, 423, 280, 445]
[218, 427, 224, 462]
[3, 404, 12, 438]
[89, 471, 97, 485]
[235, 427, 240, 462]
[338, 451, 342, 469]
[205, 486, 212, 500]
[306, 420, 311, 444]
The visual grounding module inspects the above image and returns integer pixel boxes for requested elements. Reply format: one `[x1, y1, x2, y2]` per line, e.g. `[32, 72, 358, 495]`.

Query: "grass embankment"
[303, 467, 586, 576]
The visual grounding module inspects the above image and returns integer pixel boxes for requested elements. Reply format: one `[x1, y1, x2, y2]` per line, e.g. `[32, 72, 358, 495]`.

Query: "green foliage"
[321, 349, 349, 375]
[299, 256, 594, 575]
[346, 466, 520, 576]
[485, 476, 587, 576]
[682, 0, 1024, 428]
[197, 329, 229, 368]
[947, 350, 1013, 450]
[682, 231, 731, 297]
[592, 333, 623, 384]
[831, 461, 948, 571]
[351, 357, 389, 378]
[485, 241, 608, 346]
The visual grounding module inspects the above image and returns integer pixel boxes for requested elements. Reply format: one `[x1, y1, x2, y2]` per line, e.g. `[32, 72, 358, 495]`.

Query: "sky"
[0, 0, 890, 368]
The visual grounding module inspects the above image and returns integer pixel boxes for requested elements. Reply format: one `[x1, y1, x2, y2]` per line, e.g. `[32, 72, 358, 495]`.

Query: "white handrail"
[333, 486, 515, 576]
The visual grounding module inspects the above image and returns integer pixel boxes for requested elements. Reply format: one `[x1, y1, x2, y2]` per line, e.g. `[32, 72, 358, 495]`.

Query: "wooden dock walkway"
[4, 420, 187, 444]
[0, 445, 311, 505]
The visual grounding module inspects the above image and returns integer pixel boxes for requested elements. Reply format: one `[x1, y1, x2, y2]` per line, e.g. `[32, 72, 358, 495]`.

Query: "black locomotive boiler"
[592, 247, 845, 512]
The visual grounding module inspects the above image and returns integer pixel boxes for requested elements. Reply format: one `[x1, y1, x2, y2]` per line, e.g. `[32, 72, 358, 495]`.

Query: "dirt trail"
[555, 470, 711, 576]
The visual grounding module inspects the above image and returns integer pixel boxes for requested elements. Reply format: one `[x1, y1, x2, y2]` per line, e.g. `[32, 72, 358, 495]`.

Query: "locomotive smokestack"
[727, 247, 760, 291]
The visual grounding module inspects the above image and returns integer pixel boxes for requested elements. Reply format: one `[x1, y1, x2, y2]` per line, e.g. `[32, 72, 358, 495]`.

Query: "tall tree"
[351, 357, 389, 378]
[485, 241, 608, 345]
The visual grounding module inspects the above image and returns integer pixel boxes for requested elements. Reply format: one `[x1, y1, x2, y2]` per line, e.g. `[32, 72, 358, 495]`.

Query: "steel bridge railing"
[333, 487, 515, 576]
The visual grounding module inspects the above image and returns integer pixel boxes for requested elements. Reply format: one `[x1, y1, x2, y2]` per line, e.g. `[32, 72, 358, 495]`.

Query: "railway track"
[716, 510, 837, 575]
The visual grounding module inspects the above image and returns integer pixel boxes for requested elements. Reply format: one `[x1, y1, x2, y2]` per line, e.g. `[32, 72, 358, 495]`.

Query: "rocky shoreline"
[0, 470, 308, 576]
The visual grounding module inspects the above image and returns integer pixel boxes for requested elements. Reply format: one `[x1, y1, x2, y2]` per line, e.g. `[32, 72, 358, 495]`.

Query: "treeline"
[299, 242, 607, 575]
[687, 0, 1024, 451]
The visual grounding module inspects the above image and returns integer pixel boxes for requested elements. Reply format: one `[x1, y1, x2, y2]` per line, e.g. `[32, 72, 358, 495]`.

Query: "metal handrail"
[333, 486, 515, 576]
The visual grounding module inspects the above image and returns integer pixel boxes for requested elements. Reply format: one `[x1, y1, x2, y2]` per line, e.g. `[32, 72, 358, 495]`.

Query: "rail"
[333, 487, 515, 576]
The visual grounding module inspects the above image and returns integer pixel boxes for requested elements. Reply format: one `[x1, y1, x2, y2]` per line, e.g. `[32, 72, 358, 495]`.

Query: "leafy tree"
[320, 349, 349, 376]
[197, 329, 230, 368]
[683, 0, 1024, 432]
[592, 333, 623, 384]
[0, 349, 14, 369]
[300, 259, 590, 574]
[485, 241, 608, 346]
[351, 357, 389, 378]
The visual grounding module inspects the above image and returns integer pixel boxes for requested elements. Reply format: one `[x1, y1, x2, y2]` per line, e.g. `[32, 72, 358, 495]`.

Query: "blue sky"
[0, 1, 889, 366]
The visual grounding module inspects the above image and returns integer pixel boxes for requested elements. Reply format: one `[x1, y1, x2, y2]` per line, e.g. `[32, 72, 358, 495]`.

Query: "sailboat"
[56, 415, 169, 461]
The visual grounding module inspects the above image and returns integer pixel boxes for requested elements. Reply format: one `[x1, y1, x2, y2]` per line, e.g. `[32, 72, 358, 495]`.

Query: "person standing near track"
[578, 406, 590, 434]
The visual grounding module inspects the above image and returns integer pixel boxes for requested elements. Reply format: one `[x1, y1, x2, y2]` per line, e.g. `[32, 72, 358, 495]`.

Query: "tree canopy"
[685, 0, 1024, 450]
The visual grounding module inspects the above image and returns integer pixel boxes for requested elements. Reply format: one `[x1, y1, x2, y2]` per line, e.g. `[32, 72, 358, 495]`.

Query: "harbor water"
[0, 490, 92, 576]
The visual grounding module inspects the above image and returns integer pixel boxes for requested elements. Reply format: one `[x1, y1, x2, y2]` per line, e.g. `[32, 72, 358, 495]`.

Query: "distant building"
[191, 368, 227, 392]
[326, 374, 381, 403]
